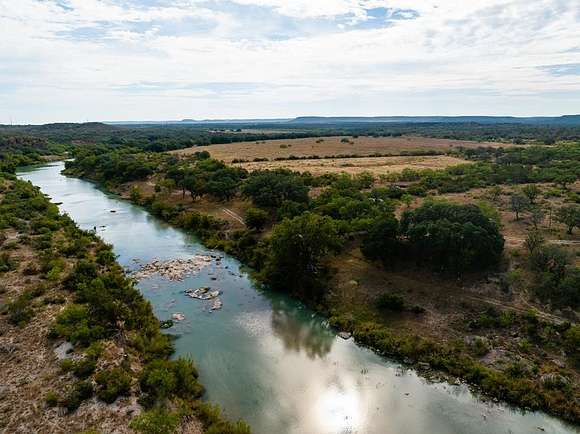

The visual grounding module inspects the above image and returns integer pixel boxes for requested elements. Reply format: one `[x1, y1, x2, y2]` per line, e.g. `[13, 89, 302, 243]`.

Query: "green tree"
[245, 208, 270, 231]
[242, 170, 309, 209]
[401, 202, 504, 273]
[522, 185, 540, 205]
[555, 173, 575, 190]
[524, 230, 545, 255]
[183, 174, 206, 201]
[555, 204, 580, 234]
[361, 215, 400, 265]
[510, 193, 529, 221]
[266, 213, 343, 296]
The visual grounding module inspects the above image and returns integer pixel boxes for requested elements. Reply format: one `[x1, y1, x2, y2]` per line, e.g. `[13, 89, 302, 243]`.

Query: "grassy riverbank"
[0, 171, 250, 433]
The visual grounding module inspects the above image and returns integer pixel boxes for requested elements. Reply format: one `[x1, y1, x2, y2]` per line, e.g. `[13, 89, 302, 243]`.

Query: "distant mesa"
[101, 114, 580, 126]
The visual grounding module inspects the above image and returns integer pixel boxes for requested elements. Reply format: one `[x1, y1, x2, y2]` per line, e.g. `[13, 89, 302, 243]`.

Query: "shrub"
[45, 391, 59, 408]
[130, 408, 179, 434]
[139, 358, 203, 407]
[194, 402, 251, 434]
[7, 293, 34, 326]
[0, 252, 16, 273]
[244, 208, 269, 231]
[376, 293, 406, 311]
[72, 358, 97, 379]
[95, 368, 132, 403]
[61, 381, 94, 412]
[52, 304, 105, 346]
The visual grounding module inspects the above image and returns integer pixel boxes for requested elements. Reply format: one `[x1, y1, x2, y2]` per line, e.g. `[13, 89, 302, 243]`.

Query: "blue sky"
[0, 0, 579, 123]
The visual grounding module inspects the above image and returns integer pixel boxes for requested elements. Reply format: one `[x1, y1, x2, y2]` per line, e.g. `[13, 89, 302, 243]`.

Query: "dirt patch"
[231, 155, 471, 176]
[172, 135, 512, 162]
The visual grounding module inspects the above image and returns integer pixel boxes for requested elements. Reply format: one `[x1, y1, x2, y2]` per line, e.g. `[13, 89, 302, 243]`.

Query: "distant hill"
[102, 115, 580, 126]
[289, 115, 580, 125]
[106, 118, 292, 125]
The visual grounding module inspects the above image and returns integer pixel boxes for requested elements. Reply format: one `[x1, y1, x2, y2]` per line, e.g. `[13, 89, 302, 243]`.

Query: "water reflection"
[269, 296, 334, 359]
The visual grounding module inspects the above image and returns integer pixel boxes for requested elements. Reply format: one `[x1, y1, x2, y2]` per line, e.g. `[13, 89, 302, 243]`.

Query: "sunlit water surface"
[18, 162, 579, 434]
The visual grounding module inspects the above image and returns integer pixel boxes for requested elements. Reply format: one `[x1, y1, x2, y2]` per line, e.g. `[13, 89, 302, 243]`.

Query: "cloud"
[0, 0, 579, 123]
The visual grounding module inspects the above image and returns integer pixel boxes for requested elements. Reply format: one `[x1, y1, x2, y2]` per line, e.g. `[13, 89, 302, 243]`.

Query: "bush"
[45, 391, 59, 408]
[61, 380, 94, 412]
[376, 293, 406, 311]
[7, 293, 34, 326]
[0, 252, 16, 273]
[95, 368, 132, 403]
[52, 304, 105, 346]
[130, 408, 179, 434]
[194, 402, 251, 434]
[244, 208, 269, 231]
[139, 358, 203, 407]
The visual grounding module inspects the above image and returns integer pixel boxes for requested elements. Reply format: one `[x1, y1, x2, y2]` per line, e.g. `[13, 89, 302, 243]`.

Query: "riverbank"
[0, 174, 249, 433]
[63, 166, 580, 426]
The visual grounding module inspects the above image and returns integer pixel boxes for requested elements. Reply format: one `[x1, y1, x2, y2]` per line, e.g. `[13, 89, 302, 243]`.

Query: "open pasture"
[173, 135, 510, 163]
[231, 155, 471, 175]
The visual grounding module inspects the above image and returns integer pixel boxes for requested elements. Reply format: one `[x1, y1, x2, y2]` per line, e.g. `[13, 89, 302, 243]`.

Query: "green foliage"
[130, 408, 179, 434]
[530, 245, 570, 280]
[62, 357, 97, 379]
[401, 202, 504, 273]
[266, 213, 343, 296]
[0, 252, 16, 273]
[45, 391, 59, 408]
[242, 170, 309, 209]
[522, 184, 540, 204]
[52, 304, 105, 346]
[244, 208, 270, 231]
[361, 215, 400, 265]
[376, 293, 406, 311]
[95, 368, 132, 403]
[193, 402, 252, 434]
[555, 204, 580, 234]
[6, 290, 35, 326]
[139, 358, 203, 407]
[61, 380, 94, 412]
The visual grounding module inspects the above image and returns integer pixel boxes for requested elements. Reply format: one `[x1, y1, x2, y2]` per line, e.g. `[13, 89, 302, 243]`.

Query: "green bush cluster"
[139, 358, 204, 408]
[95, 368, 132, 403]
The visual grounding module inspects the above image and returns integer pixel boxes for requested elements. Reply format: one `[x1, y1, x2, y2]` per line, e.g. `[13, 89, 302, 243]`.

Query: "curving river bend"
[18, 162, 578, 434]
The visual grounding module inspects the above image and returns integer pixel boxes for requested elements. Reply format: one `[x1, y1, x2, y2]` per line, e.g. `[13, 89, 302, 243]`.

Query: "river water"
[18, 162, 578, 434]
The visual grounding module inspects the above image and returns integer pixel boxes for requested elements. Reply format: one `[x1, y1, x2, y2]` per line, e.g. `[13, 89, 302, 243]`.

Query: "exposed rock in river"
[186, 287, 220, 300]
[131, 256, 212, 282]
[172, 313, 186, 321]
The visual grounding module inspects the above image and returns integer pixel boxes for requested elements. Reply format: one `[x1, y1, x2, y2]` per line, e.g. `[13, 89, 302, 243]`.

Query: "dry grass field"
[230, 155, 470, 175]
[173, 135, 510, 162]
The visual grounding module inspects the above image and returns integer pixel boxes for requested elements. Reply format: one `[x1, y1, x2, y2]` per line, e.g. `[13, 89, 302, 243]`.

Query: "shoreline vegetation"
[0, 170, 250, 433]
[60, 138, 580, 425]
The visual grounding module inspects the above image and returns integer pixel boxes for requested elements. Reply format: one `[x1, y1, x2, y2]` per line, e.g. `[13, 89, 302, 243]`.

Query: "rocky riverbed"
[130, 255, 214, 281]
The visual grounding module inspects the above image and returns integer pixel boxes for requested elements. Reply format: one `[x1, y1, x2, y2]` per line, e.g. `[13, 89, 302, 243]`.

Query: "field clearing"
[231, 155, 471, 175]
[173, 135, 511, 162]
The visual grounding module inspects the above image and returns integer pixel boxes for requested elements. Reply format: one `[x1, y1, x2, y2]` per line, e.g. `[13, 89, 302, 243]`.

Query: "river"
[17, 162, 578, 434]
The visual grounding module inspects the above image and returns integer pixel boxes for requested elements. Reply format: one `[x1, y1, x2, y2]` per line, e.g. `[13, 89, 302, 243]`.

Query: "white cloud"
[0, 0, 578, 123]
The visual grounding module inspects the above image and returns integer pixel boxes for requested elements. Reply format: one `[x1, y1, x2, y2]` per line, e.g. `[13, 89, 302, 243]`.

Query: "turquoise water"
[18, 162, 578, 434]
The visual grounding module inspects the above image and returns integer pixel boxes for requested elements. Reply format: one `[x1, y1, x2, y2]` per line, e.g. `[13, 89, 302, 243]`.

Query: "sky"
[0, 0, 579, 124]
